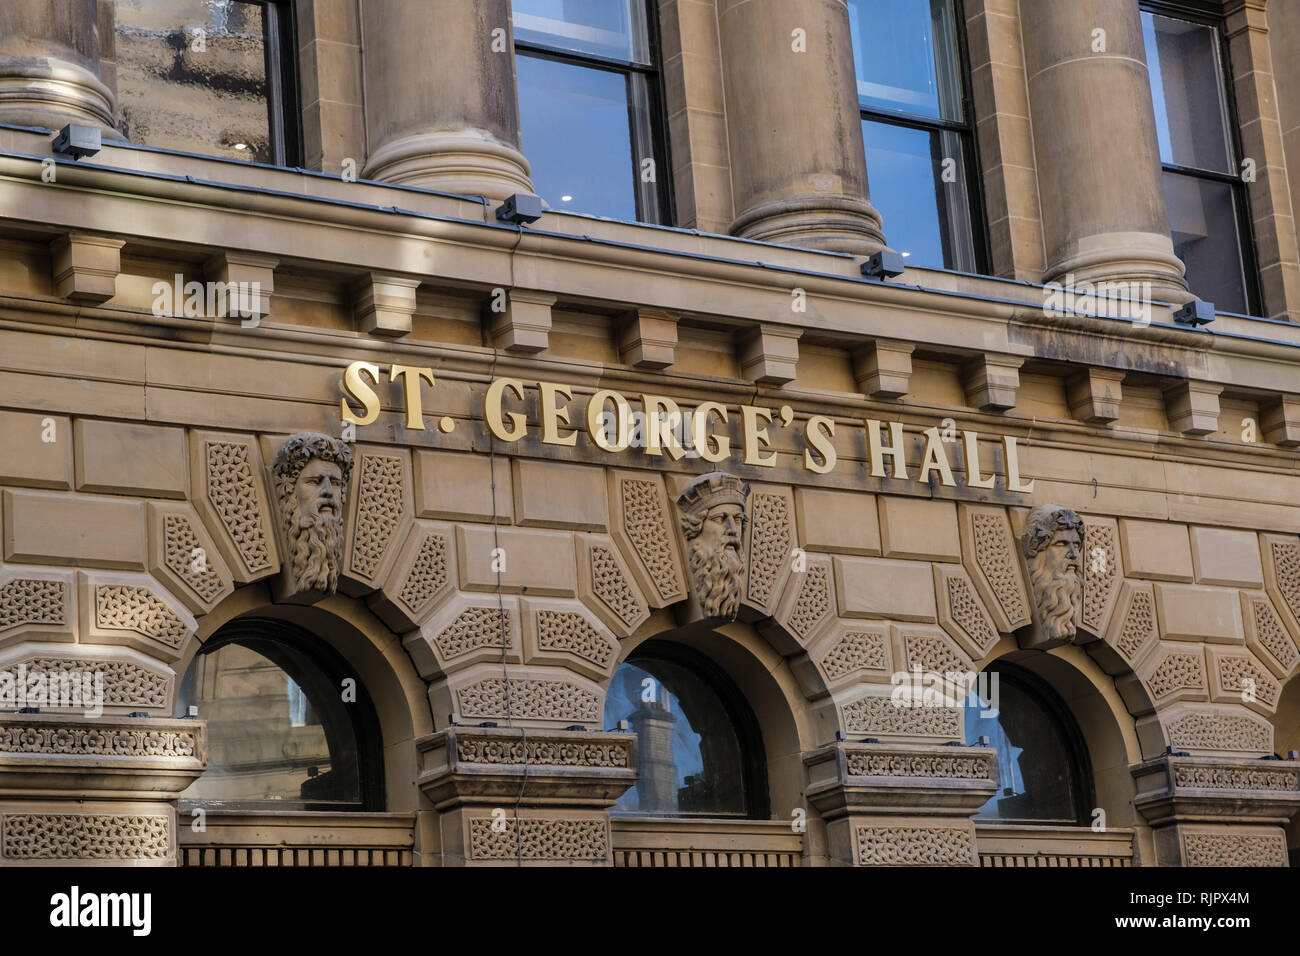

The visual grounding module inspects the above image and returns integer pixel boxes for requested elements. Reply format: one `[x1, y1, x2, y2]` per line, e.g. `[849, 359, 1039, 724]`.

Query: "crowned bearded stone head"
[271, 433, 354, 596]
[676, 472, 750, 621]
[1021, 504, 1084, 643]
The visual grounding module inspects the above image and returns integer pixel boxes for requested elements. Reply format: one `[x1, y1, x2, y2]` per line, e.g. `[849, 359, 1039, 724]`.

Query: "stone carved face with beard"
[677, 473, 749, 621]
[271, 433, 354, 596]
[1021, 505, 1084, 643]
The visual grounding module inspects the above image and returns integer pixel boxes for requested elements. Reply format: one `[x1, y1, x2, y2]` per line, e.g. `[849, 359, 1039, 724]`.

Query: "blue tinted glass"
[604, 659, 747, 816]
[513, 0, 648, 62]
[517, 54, 637, 221]
[848, 0, 962, 120]
[862, 119, 947, 267]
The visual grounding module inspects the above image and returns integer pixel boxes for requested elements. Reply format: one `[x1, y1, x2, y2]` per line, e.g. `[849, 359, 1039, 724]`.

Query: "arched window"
[604, 642, 767, 818]
[964, 661, 1093, 825]
[174, 618, 384, 811]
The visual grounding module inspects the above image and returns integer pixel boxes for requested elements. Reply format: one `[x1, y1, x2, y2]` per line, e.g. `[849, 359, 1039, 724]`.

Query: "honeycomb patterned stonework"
[946, 575, 996, 656]
[0, 578, 65, 632]
[619, 478, 682, 603]
[433, 606, 510, 661]
[535, 609, 614, 669]
[906, 632, 969, 677]
[786, 563, 831, 642]
[1182, 832, 1286, 867]
[350, 454, 405, 581]
[468, 817, 608, 860]
[747, 492, 791, 609]
[2, 814, 170, 860]
[820, 629, 889, 680]
[163, 514, 225, 604]
[589, 545, 644, 631]
[1166, 711, 1271, 753]
[455, 677, 601, 722]
[842, 696, 962, 738]
[397, 531, 449, 617]
[14, 659, 169, 709]
[1083, 522, 1118, 633]
[94, 585, 189, 649]
[205, 440, 271, 574]
[855, 826, 974, 866]
[1115, 589, 1157, 662]
[1249, 597, 1299, 672]
[1147, 649, 1205, 700]
[971, 512, 1028, 626]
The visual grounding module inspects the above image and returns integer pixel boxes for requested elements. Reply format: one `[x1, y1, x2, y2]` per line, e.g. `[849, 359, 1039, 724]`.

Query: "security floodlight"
[1174, 299, 1215, 327]
[52, 123, 101, 160]
[860, 249, 906, 280]
[495, 192, 544, 225]
[617, 720, 630, 732]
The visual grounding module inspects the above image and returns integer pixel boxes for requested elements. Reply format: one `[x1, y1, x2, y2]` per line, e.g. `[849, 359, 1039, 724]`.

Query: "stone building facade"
[0, 0, 1299, 867]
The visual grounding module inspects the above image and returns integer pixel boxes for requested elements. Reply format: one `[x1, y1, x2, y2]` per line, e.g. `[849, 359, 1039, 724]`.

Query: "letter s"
[340, 361, 381, 426]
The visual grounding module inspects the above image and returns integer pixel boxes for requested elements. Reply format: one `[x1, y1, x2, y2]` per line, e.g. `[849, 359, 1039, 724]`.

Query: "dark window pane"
[964, 674, 1084, 824]
[604, 658, 747, 816]
[1141, 11, 1233, 175]
[517, 54, 638, 220]
[115, 0, 273, 162]
[862, 119, 975, 270]
[1164, 170, 1249, 314]
[175, 640, 363, 807]
[848, 0, 963, 121]
[513, 0, 649, 63]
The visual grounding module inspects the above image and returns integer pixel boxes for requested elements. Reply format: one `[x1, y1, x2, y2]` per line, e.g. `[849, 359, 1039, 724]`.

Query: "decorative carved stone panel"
[854, 824, 976, 866]
[1105, 582, 1160, 668]
[1138, 642, 1208, 705]
[1, 810, 172, 862]
[745, 482, 796, 618]
[773, 555, 835, 647]
[1160, 704, 1273, 757]
[957, 504, 1030, 632]
[0, 644, 173, 716]
[933, 564, 999, 661]
[403, 594, 521, 680]
[1179, 828, 1287, 867]
[1206, 647, 1280, 715]
[0, 567, 74, 650]
[605, 470, 686, 608]
[434, 664, 606, 730]
[187, 430, 279, 583]
[574, 533, 649, 637]
[839, 689, 963, 743]
[1239, 590, 1299, 678]
[896, 623, 973, 679]
[1081, 516, 1122, 638]
[145, 501, 234, 615]
[340, 445, 413, 597]
[463, 811, 611, 864]
[808, 621, 892, 691]
[76, 572, 196, 663]
[519, 597, 620, 681]
[368, 520, 457, 633]
[1260, 533, 1300, 653]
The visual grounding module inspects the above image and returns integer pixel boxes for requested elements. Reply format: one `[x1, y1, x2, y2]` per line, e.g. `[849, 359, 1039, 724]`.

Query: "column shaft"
[360, 0, 531, 199]
[718, 0, 884, 254]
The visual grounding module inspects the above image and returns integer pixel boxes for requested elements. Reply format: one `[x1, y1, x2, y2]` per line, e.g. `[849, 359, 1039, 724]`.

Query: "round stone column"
[361, 0, 532, 199]
[717, 0, 885, 254]
[0, 0, 117, 134]
[1021, 0, 1191, 302]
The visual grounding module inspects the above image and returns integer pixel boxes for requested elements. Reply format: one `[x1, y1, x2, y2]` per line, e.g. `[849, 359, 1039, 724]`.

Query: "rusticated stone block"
[879, 497, 960, 562]
[1137, 642, 1208, 706]
[187, 431, 279, 583]
[605, 470, 686, 609]
[0, 643, 175, 717]
[339, 444, 413, 597]
[773, 555, 836, 647]
[3, 489, 145, 570]
[76, 571, 196, 664]
[1153, 583, 1243, 644]
[414, 449, 513, 523]
[519, 597, 619, 680]
[145, 501, 234, 615]
[833, 556, 936, 622]
[795, 487, 880, 555]
[512, 459, 607, 531]
[744, 482, 795, 617]
[1205, 646, 1280, 715]
[456, 525, 575, 597]
[368, 520, 456, 632]
[1119, 519, 1193, 582]
[957, 504, 1031, 633]
[574, 533, 649, 637]
[0, 411, 71, 489]
[431, 663, 606, 731]
[403, 593, 521, 680]
[932, 564, 999, 660]
[0, 567, 75, 651]
[1190, 526, 1262, 588]
[1239, 590, 1299, 679]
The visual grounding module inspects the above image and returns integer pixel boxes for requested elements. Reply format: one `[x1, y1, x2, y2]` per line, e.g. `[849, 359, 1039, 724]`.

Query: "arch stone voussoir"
[804, 620, 892, 697]
[187, 430, 280, 584]
[836, 685, 963, 745]
[0, 642, 174, 717]
[519, 596, 620, 681]
[605, 469, 686, 609]
[338, 444, 414, 597]
[403, 592, 520, 681]
[744, 482, 796, 618]
[145, 501, 235, 616]
[431, 663, 606, 731]
[1239, 590, 1299, 679]
[1143, 702, 1274, 759]
[1206, 646, 1280, 716]
[368, 519, 457, 633]
[957, 503, 1030, 632]
[575, 533, 650, 638]
[0, 565, 76, 651]
[933, 563, 999, 660]
[772, 555, 836, 649]
[1260, 533, 1300, 651]
[1081, 515, 1123, 638]
[76, 571, 197, 665]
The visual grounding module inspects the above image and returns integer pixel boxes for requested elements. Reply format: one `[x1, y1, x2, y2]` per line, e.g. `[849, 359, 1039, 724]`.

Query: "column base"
[0, 60, 121, 138]
[362, 129, 533, 201]
[1045, 231, 1194, 306]
[730, 194, 886, 255]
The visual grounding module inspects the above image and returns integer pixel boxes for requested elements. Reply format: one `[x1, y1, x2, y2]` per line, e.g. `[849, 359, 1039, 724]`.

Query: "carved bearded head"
[271, 433, 354, 595]
[1021, 505, 1085, 642]
[677, 472, 749, 620]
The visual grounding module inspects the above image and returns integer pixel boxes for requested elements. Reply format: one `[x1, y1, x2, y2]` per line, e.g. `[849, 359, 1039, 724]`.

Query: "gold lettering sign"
[340, 363, 1036, 494]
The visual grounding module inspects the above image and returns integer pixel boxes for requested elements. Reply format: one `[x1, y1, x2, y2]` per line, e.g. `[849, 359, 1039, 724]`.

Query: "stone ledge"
[1132, 754, 1300, 827]
[804, 741, 998, 818]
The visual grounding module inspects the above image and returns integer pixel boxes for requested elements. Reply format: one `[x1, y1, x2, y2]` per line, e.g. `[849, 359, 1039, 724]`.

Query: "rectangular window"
[1141, 5, 1260, 315]
[513, 0, 669, 224]
[848, 0, 984, 272]
[114, 0, 299, 165]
